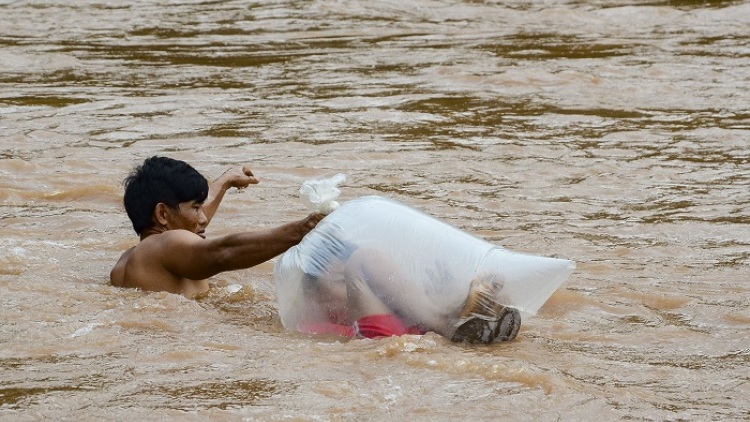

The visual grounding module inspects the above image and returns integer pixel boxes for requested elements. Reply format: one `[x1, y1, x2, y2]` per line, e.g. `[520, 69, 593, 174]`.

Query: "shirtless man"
[110, 156, 324, 298]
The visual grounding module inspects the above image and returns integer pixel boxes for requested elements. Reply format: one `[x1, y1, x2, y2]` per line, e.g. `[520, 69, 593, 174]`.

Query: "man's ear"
[154, 203, 170, 226]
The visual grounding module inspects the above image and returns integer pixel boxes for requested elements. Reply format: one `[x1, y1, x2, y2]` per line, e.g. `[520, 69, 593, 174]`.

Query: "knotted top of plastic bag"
[299, 173, 346, 215]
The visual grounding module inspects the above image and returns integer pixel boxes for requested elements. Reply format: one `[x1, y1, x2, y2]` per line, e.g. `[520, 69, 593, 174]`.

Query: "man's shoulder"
[140, 229, 200, 249]
[110, 246, 135, 287]
[120, 231, 194, 267]
[110, 231, 198, 290]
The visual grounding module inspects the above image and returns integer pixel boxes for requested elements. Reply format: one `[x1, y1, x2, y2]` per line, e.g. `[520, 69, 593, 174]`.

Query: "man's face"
[168, 201, 209, 238]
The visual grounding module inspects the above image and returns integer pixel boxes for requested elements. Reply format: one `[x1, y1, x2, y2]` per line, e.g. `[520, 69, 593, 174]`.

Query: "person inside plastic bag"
[278, 176, 574, 344]
[296, 236, 522, 344]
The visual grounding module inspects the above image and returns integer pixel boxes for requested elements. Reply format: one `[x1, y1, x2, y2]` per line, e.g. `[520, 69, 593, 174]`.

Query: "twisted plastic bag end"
[299, 173, 347, 215]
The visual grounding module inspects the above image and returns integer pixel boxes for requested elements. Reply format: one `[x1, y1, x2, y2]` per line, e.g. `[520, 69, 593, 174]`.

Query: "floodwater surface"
[1, 0, 749, 421]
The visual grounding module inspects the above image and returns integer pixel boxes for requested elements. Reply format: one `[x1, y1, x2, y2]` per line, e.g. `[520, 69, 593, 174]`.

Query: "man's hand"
[299, 213, 325, 236]
[220, 166, 259, 190]
[203, 166, 259, 225]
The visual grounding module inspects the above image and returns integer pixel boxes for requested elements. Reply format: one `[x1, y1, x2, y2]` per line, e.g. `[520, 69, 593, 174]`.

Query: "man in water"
[110, 156, 324, 298]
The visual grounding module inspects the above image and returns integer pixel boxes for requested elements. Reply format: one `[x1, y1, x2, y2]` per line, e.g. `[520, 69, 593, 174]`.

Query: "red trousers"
[300, 314, 423, 338]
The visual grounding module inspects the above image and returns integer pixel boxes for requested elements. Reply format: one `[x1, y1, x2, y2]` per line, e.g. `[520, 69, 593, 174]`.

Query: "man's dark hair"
[123, 156, 209, 234]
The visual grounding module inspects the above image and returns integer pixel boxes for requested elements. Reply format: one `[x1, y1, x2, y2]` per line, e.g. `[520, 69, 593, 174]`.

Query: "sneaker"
[450, 276, 521, 344]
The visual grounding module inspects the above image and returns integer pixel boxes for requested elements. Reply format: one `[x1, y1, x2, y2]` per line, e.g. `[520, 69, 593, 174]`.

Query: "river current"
[1, 0, 749, 421]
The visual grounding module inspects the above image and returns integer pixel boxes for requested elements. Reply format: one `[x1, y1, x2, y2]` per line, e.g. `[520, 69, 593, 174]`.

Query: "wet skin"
[110, 166, 324, 298]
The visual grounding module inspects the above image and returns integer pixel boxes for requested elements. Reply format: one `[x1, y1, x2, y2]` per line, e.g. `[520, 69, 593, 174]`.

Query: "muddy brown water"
[1, 0, 749, 421]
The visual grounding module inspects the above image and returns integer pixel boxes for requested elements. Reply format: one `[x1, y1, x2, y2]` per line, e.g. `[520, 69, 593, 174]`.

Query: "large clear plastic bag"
[274, 192, 575, 340]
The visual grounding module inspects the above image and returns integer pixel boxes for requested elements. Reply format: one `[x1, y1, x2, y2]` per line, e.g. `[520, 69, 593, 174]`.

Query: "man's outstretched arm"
[158, 213, 324, 281]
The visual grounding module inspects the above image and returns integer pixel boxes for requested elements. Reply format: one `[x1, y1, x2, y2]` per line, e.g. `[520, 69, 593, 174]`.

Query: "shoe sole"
[451, 306, 521, 344]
